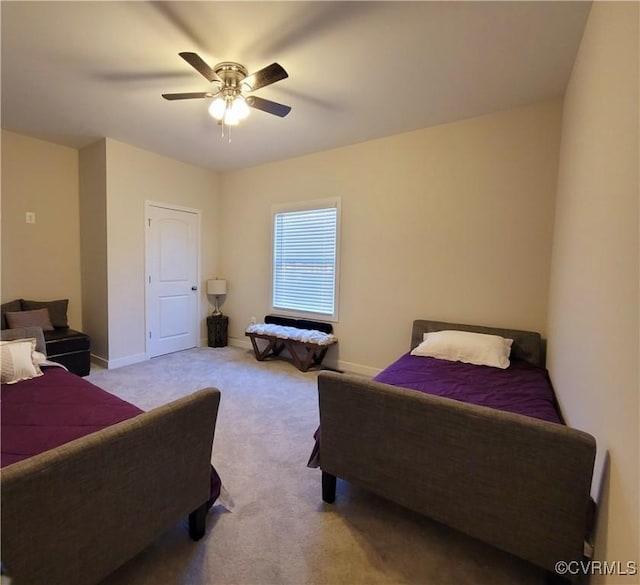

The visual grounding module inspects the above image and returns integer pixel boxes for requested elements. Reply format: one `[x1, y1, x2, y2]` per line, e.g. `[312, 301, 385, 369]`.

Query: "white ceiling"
[1, 1, 591, 172]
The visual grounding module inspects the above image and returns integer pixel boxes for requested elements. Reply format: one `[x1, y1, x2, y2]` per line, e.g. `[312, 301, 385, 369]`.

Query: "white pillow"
[1, 338, 44, 384]
[410, 330, 513, 369]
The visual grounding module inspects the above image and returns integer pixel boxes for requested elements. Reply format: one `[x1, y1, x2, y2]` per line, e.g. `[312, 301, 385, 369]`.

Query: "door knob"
[191, 286, 198, 291]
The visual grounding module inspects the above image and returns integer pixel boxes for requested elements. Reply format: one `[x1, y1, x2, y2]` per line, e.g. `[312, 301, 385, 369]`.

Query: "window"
[271, 198, 340, 321]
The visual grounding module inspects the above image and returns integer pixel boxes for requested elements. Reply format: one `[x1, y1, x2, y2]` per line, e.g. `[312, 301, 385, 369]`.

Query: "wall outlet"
[25, 211, 36, 224]
[250, 316, 256, 325]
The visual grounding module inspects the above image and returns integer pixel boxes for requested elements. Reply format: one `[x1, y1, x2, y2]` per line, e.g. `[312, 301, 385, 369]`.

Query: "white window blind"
[272, 202, 339, 319]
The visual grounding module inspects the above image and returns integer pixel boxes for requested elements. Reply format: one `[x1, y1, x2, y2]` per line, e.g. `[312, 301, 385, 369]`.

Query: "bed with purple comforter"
[312, 319, 596, 582]
[2, 366, 144, 466]
[373, 352, 563, 424]
[1, 363, 222, 585]
[1, 365, 222, 499]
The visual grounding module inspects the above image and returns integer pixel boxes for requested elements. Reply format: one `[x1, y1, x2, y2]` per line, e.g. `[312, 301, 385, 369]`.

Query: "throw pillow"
[411, 329, 513, 369]
[1, 338, 44, 384]
[22, 299, 69, 328]
[5, 308, 55, 332]
[1, 299, 22, 330]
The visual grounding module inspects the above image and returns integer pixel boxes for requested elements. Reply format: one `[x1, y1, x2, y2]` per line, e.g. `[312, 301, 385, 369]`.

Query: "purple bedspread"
[374, 353, 563, 424]
[1, 367, 144, 467]
[1, 366, 221, 504]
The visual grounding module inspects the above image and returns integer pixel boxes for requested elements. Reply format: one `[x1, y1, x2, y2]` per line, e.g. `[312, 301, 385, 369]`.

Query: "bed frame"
[317, 320, 596, 581]
[1, 387, 221, 585]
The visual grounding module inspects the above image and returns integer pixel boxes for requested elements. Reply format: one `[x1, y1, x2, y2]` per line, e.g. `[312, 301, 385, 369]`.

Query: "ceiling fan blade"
[178, 52, 221, 83]
[242, 63, 288, 91]
[162, 92, 215, 100]
[246, 96, 291, 118]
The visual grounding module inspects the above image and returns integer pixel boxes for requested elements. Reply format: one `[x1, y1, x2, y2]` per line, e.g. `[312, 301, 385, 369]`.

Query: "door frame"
[144, 200, 202, 358]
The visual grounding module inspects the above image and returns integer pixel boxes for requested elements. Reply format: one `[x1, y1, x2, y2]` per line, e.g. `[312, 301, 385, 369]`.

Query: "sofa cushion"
[44, 328, 90, 356]
[264, 314, 333, 334]
[22, 299, 69, 329]
[48, 351, 91, 377]
[1, 300, 22, 330]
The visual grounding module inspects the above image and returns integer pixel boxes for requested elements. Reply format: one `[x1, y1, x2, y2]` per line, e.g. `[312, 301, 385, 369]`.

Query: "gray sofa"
[316, 320, 596, 580]
[1, 387, 221, 585]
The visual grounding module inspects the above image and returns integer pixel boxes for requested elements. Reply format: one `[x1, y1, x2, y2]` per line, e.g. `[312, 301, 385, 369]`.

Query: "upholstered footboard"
[318, 372, 596, 578]
[1, 388, 221, 585]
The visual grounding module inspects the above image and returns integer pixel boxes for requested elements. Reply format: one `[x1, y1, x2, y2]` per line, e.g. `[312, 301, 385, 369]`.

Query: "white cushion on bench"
[246, 323, 337, 346]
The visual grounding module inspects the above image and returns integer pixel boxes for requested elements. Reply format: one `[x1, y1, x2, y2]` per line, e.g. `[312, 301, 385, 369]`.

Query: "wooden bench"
[245, 316, 337, 372]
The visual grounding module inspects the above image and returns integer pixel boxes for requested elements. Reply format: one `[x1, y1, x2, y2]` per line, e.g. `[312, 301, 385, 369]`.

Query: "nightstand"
[207, 315, 228, 347]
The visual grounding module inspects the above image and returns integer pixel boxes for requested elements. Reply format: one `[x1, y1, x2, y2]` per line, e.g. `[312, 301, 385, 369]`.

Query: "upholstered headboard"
[411, 320, 544, 367]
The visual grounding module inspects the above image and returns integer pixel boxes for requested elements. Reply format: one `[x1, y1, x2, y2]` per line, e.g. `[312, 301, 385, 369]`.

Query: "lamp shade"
[207, 279, 227, 295]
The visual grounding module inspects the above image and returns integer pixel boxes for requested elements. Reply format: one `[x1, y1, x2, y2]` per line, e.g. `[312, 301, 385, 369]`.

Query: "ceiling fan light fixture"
[164, 53, 291, 140]
[208, 97, 226, 120]
[223, 108, 240, 126]
[231, 96, 250, 120]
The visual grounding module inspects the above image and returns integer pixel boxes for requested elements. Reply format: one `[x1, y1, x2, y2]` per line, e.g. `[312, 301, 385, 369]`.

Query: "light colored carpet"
[89, 346, 546, 585]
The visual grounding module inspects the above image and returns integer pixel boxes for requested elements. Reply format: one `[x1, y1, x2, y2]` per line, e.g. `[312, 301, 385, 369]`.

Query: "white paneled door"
[146, 203, 200, 358]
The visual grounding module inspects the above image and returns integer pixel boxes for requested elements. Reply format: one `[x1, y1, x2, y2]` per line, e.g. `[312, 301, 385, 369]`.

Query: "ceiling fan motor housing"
[215, 62, 249, 94]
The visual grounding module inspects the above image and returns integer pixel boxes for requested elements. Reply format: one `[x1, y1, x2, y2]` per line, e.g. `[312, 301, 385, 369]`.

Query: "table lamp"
[207, 279, 227, 316]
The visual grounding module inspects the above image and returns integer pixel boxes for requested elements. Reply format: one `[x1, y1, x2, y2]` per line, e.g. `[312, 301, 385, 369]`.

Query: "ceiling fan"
[162, 52, 291, 127]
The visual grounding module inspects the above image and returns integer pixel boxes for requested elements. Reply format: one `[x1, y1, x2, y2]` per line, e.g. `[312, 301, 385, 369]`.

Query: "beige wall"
[79, 139, 109, 359]
[1, 130, 82, 329]
[102, 138, 221, 365]
[547, 2, 639, 580]
[220, 100, 562, 373]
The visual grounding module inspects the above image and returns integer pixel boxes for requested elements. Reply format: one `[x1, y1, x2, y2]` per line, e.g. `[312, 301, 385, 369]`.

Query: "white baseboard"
[90, 354, 108, 369]
[229, 336, 252, 350]
[336, 360, 381, 377]
[97, 352, 149, 370]
[92, 340, 381, 376]
[228, 336, 380, 377]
